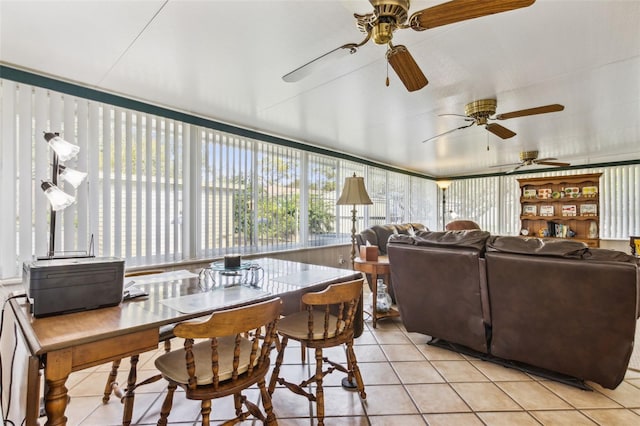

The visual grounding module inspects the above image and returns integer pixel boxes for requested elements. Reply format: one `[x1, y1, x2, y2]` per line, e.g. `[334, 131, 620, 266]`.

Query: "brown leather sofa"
[355, 223, 427, 255]
[387, 231, 640, 389]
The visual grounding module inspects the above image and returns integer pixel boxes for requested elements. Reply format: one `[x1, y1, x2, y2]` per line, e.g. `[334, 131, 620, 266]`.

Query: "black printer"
[23, 257, 125, 317]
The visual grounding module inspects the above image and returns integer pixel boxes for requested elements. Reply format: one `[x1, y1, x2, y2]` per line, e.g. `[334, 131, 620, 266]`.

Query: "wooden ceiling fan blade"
[387, 45, 428, 92]
[495, 104, 564, 120]
[421, 121, 475, 143]
[490, 161, 522, 168]
[409, 0, 535, 31]
[485, 123, 516, 139]
[535, 160, 571, 167]
[506, 163, 525, 174]
[282, 43, 361, 83]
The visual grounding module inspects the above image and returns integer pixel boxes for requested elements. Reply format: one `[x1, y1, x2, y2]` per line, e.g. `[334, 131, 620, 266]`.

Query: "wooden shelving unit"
[518, 173, 602, 248]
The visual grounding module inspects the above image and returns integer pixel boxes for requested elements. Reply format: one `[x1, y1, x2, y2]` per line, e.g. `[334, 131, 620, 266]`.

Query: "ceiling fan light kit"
[283, 0, 537, 92]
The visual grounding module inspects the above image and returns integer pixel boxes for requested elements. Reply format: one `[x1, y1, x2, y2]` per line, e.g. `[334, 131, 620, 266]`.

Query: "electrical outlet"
[338, 255, 345, 265]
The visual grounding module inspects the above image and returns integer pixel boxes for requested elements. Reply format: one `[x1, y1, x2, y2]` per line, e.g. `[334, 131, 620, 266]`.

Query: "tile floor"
[53, 312, 640, 425]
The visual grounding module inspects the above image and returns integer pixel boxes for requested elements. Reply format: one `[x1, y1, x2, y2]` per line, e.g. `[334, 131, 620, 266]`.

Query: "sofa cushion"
[583, 248, 639, 264]
[487, 235, 589, 258]
[390, 230, 491, 252]
[357, 223, 427, 254]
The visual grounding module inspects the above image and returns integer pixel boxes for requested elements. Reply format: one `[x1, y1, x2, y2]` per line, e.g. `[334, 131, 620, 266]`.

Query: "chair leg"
[300, 343, 306, 364]
[346, 340, 366, 400]
[157, 382, 176, 426]
[258, 378, 278, 426]
[102, 359, 121, 403]
[314, 347, 325, 426]
[200, 399, 212, 426]
[268, 336, 288, 395]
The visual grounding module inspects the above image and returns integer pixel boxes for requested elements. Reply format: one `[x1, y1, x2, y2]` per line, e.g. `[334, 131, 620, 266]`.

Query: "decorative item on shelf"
[552, 191, 561, 199]
[580, 204, 598, 216]
[537, 188, 552, 199]
[540, 205, 554, 216]
[538, 228, 549, 237]
[375, 279, 392, 314]
[567, 228, 576, 238]
[520, 229, 529, 236]
[336, 173, 373, 267]
[523, 189, 537, 199]
[582, 186, 598, 197]
[523, 205, 537, 216]
[565, 187, 580, 198]
[588, 221, 598, 239]
[561, 205, 577, 217]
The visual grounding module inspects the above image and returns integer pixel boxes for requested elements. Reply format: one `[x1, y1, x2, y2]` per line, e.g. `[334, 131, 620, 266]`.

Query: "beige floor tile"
[353, 343, 388, 362]
[405, 332, 431, 345]
[350, 361, 400, 385]
[369, 414, 427, 425]
[370, 330, 413, 345]
[451, 382, 521, 412]
[417, 344, 465, 361]
[276, 419, 313, 426]
[581, 408, 640, 425]
[319, 386, 366, 417]
[541, 381, 622, 409]
[361, 384, 419, 415]
[476, 411, 540, 425]
[591, 381, 640, 408]
[394, 361, 446, 384]
[381, 344, 427, 361]
[405, 383, 471, 414]
[322, 415, 369, 425]
[269, 386, 313, 418]
[470, 360, 532, 382]
[497, 381, 571, 410]
[530, 409, 598, 425]
[423, 413, 483, 425]
[431, 360, 489, 383]
[354, 330, 378, 345]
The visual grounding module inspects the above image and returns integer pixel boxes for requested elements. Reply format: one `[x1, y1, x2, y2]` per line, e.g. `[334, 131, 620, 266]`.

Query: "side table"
[353, 256, 400, 328]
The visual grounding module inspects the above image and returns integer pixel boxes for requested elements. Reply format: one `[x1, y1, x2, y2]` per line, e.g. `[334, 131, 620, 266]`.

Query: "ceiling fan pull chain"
[385, 57, 390, 87]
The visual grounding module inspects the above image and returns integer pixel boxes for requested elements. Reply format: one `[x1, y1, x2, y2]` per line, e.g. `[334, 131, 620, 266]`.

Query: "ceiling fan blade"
[535, 160, 571, 167]
[490, 161, 523, 168]
[386, 45, 428, 92]
[282, 42, 361, 83]
[506, 163, 525, 174]
[495, 104, 564, 120]
[485, 123, 516, 139]
[421, 121, 475, 143]
[409, 0, 535, 31]
[439, 113, 475, 120]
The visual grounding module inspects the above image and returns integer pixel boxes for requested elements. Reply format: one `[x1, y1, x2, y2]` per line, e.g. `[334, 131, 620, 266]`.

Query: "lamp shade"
[44, 132, 79, 161]
[436, 180, 451, 190]
[336, 174, 373, 205]
[41, 181, 75, 211]
[58, 165, 87, 188]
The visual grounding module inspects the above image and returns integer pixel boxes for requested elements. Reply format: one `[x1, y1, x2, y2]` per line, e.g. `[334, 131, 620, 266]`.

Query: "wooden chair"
[102, 269, 172, 425]
[268, 279, 366, 426]
[154, 297, 282, 426]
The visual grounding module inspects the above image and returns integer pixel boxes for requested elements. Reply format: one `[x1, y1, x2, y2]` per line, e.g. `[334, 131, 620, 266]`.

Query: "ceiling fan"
[421, 99, 565, 143]
[283, 0, 536, 92]
[492, 150, 570, 173]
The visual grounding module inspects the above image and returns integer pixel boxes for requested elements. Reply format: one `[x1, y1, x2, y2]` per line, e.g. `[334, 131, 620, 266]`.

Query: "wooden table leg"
[44, 349, 72, 426]
[371, 271, 378, 328]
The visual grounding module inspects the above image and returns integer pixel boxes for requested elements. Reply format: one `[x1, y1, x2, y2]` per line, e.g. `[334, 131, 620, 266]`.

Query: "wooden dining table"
[8, 258, 361, 425]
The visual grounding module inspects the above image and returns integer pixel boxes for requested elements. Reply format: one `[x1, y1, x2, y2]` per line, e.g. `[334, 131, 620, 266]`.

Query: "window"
[0, 78, 434, 279]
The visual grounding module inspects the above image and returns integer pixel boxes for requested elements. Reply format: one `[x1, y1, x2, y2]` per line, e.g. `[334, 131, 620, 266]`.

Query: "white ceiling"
[1, 0, 639, 177]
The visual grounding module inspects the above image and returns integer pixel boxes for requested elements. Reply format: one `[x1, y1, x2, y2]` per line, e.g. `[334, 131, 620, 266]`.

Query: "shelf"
[521, 197, 599, 203]
[521, 216, 599, 221]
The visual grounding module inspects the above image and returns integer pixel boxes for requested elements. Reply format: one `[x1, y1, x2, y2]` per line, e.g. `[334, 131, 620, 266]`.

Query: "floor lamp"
[436, 180, 451, 231]
[337, 173, 372, 267]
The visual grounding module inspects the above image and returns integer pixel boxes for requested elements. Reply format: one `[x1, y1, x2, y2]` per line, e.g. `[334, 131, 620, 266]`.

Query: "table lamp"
[337, 173, 372, 267]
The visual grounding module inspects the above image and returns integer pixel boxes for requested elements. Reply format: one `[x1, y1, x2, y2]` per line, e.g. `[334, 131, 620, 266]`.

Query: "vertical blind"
[0, 79, 436, 279]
